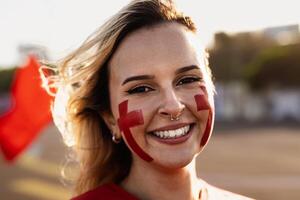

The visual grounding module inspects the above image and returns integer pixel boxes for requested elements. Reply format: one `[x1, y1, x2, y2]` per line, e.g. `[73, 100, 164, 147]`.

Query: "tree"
[245, 44, 300, 89]
[209, 32, 277, 81]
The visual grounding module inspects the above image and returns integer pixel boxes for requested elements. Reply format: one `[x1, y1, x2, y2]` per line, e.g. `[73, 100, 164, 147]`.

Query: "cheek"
[179, 89, 213, 148]
[180, 91, 202, 118]
[117, 100, 153, 162]
[199, 110, 213, 147]
[127, 97, 158, 129]
[193, 86, 214, 147]
[129, 96, 158, 113]
[194, 110, 210, 124]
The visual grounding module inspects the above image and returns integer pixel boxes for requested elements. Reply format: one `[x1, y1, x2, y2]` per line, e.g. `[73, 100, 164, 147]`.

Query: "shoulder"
[71, 183, 139, 200]
[206, 183, 255, 200]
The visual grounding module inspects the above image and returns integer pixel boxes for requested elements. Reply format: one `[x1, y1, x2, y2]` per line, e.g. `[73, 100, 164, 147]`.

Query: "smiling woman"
[40, 0, 254, 199]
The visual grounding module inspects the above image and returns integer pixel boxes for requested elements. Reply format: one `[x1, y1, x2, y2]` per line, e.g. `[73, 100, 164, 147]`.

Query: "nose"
[158, 89, 185, 119]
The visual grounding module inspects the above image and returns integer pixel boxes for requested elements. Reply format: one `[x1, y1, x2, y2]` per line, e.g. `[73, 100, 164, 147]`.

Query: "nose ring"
[170, 113, 181, 121]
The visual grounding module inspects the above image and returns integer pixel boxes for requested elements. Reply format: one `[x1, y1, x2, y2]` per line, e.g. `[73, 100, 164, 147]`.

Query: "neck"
[121, 158, 205, 200]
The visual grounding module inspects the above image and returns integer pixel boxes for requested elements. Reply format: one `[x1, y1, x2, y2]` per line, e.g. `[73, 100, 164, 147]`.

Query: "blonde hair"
[40, 0, 213, 196]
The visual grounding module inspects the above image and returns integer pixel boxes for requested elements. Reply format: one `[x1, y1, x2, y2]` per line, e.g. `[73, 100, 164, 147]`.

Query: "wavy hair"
[40, 0, 213, 195]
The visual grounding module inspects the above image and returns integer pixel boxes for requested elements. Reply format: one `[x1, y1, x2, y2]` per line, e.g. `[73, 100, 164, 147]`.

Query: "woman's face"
[105, 22, 214, 169]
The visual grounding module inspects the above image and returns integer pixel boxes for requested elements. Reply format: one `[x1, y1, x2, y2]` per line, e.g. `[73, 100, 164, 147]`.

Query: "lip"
[148, 123, 194, 145]
[149, 122, 192, 132]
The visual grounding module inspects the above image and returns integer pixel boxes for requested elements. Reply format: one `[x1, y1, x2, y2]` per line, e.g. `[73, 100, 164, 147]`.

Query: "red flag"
[0, 55, 53, 161]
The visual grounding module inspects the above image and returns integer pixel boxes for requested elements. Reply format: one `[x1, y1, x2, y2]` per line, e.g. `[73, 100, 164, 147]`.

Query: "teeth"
[153, 125, 190, 139]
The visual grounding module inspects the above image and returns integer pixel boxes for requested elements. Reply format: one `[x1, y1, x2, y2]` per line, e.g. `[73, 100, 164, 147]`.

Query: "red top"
[71, 182, 254, 200]
[71, 183, 139, 200]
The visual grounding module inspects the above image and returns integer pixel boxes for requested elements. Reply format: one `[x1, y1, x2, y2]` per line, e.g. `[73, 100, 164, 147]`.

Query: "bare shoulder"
[205, 184, 255, 200]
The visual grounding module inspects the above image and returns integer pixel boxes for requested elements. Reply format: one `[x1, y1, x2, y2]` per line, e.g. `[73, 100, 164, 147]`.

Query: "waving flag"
[0, 55, 53, 161]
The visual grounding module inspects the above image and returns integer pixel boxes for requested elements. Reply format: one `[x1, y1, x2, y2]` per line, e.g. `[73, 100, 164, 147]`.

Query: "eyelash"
[176, 76, 202, 86]
[126, 76, 202, 95]
[126, 85, 154, 94]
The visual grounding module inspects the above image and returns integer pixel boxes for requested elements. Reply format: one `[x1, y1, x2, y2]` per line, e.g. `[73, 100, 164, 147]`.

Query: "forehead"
[108, 22, 202, 82]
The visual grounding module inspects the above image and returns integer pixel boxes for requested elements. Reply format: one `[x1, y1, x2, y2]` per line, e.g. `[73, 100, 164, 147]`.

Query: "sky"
[1, 0, 300, 66]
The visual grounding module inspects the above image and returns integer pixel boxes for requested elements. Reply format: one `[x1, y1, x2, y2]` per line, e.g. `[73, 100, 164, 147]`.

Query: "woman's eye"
[127, 85, 154, 94]
[177, 77, 202, 85]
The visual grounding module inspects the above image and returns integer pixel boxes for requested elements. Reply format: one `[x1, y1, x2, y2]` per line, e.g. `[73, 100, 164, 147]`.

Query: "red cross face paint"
[117, 100, 153, 162]
[194, 86, 214, 147]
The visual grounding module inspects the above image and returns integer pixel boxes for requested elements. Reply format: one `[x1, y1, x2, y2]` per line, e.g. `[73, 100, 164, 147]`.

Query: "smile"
[152, 125, 191, 139]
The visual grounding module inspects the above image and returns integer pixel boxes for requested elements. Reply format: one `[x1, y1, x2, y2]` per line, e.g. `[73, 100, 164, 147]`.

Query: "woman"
[41, 0, 254, 199]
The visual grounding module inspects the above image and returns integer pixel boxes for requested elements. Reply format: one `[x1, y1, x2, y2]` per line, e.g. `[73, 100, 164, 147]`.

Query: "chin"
[149, 146, 201, 169]
[152, 155, 195, 171]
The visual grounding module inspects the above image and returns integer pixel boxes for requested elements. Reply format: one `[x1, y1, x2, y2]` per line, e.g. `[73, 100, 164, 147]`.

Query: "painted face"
[106, 23, 214, 168]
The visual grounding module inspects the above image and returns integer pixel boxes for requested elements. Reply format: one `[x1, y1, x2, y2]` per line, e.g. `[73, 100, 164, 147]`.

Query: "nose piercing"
[170, 113, 181, 121]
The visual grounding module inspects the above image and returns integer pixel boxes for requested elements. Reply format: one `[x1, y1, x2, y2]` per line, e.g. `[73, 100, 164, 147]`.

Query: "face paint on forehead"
[117, 100, 153, 162]
[194, 85, 213, 147]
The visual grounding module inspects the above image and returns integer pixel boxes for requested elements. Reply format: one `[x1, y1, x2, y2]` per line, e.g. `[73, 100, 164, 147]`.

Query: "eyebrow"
[175, 65, 200, 74]
[122, 75, 155, 85]
[121, 65, 200, 85]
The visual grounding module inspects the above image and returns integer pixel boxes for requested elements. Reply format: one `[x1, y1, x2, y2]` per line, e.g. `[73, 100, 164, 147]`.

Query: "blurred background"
[0, 0, 299, 199]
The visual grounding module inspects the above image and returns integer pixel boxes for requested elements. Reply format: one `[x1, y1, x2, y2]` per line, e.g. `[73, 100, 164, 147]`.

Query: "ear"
[101, 111, 119, 136]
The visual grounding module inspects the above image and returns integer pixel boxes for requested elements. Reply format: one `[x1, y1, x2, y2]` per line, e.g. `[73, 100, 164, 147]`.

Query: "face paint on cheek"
[194, 86, 213, 147]
[117, 100, 153, 162]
